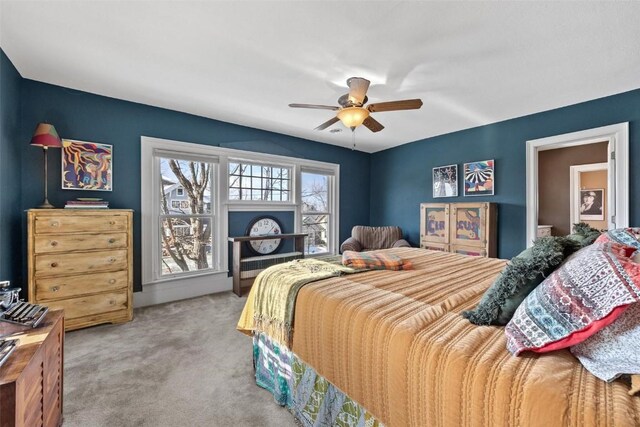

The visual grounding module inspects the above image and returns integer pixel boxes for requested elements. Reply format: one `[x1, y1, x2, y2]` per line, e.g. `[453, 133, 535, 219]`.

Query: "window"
[301, 171, 331, 254]
[228, 161, 291, 202]
[142, 136, 338, 294]
[159, 156, 215, 277]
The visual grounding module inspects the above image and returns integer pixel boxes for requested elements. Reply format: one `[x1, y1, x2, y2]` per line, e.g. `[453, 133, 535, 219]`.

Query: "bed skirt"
[253, 332, 383, 427]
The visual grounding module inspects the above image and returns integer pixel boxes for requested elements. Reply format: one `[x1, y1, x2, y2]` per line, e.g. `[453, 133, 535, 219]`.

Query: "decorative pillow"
[463, 236, 576, 326]
[505, 242, 640, 355]
[341, 250, 413, 271]
[570, 301, 640, 382]
[566, 222, 601, 247]
[595, 228, 640, 249]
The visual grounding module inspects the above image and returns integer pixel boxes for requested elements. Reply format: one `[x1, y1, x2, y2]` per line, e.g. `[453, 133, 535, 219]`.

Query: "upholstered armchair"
[340, 226, 411, 253]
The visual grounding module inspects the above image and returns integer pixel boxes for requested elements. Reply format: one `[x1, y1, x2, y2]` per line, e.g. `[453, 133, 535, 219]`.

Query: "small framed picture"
[62, 139, 113, 191]
[433, 164, 458, 198]
[464, 160, 494, 196]
[580, 189, 604, 220]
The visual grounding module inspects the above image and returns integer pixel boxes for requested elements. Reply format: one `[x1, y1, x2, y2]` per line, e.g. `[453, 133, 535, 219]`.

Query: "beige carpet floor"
[62, 292, 297, 427]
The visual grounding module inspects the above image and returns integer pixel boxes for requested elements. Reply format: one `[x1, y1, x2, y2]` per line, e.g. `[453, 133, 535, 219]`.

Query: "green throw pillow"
[462, 236, 579, 326]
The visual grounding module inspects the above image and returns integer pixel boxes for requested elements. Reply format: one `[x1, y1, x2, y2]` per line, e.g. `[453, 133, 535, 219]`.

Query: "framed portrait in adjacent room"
[579, 188, 605, 220]
[433, 164, 458, 198]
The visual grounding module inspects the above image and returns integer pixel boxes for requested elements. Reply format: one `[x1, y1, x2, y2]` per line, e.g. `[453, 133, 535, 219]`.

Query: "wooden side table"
[0, 310, 64, 427]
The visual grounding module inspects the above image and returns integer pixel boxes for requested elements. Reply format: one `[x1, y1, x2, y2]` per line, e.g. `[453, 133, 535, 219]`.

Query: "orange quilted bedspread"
[290, 248, 640, 427]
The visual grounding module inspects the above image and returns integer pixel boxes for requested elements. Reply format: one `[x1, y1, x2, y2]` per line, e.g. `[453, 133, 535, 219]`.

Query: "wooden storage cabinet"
[420, 202, 497, 257]
[0, 310, 64, 427]
[28, 209, 133, 331]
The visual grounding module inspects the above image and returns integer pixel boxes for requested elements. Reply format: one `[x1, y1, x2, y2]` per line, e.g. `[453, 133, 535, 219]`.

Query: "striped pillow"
[342, 250, 412, 271]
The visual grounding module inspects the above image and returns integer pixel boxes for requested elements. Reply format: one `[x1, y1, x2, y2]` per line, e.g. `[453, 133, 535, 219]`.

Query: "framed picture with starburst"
[463, 159, 494, 196]
[61, 139, 113, 191]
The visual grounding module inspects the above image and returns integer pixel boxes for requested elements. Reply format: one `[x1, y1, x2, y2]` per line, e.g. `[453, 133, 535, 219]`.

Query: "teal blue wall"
[370, 88, 640, 258]
[0, 50, 23, 288]
[18, 79, 371, 292]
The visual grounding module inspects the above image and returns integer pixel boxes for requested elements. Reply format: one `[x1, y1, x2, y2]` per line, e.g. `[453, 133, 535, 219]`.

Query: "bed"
[238, 247, 640, 427]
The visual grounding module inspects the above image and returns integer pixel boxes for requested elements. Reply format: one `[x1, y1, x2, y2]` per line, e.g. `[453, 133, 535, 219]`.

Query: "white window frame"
[299, 169, 335, 255]
[140, 136, 339, 306]
[176, 187, 184, 196]
[228, 160, 293, 203]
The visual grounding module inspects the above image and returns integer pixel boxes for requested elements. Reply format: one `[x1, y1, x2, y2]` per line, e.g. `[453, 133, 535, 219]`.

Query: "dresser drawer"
[34, 249, 128, 278]
[35, 214, 128, 234]
[35, 270, 128, 301]
[34, 232, 127, 254]
[43, 291, 128, 320]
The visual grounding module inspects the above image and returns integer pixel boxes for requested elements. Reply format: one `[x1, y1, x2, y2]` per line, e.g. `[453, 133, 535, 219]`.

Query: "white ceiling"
[1, 1, 640, 153]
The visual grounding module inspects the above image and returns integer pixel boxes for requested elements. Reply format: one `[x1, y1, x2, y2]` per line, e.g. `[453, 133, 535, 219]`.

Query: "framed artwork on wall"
[433, 164, 458, 198]
[580, 188, 604, 220]
[464, 159, 494, 196]
[61, 139, 113, 191]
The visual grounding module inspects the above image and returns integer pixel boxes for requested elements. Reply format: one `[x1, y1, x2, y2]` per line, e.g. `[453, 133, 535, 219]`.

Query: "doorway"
[526, 123, 629, 247]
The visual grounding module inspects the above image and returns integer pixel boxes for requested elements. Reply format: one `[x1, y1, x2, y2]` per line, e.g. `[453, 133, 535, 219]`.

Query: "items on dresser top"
[65, 198, 109, 209]
[28, 209, 133, 331]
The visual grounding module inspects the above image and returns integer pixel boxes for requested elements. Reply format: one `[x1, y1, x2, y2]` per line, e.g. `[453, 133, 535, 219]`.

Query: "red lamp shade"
[30, 123, 62, 148]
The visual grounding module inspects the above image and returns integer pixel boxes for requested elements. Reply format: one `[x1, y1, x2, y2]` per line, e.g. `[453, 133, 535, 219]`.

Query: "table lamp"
[30, 123, 62, 209]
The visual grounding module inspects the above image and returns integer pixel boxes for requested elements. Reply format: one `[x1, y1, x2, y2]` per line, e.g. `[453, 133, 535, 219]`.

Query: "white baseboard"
[134, 273, 232, 308]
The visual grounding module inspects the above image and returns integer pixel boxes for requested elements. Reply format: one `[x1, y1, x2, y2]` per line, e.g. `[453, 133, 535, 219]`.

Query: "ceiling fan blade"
[367, 99, 423, 113]
[314, 116, 340, 131]
[289, 103, 339, 111]
[346, 77, 370, 105]
[362, 116, 384, 133]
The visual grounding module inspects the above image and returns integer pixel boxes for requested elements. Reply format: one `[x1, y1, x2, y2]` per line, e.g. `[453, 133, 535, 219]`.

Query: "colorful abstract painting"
[61, 139, 112, 191]
[464, 160, 494, 196]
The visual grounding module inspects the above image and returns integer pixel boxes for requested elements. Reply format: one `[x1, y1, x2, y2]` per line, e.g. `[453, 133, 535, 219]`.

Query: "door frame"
[526, 122, 628, 247]
[569, 162, 609, 227]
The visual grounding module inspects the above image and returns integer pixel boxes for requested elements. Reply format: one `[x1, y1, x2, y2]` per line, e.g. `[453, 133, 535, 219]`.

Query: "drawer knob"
[109, 221, 116, 225]
[50, 221, 59, 227]
[51, 286, 60, 292]
[108, 257, 116, 263]
[108, 238, 116, 244]
[50, 262, 58, 268]
[109, 300, 116, 305]
[109, 279, 116, 284]
[51, 240, 58, 247]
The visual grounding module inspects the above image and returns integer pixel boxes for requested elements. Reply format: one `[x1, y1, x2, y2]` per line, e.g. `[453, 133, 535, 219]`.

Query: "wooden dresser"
[0, 310, 64, 427]
[27, 209, 133, 331]
[420, 202, 497, 257]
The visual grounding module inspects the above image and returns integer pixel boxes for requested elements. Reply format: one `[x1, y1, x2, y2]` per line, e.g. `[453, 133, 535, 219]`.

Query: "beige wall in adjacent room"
[538, 141, 608, 236]
[580, 169, 608, 231]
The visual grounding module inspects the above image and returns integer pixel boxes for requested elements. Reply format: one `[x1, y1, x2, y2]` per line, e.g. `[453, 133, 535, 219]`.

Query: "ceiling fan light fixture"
[336, 106, 369, 128]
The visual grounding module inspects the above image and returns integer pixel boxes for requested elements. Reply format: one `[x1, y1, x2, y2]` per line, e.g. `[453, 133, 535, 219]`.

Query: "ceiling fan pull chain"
[351, 127, 356, 151]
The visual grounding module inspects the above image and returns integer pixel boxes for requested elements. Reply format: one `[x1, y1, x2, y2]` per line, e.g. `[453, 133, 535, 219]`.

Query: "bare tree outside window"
[160, 158, 213, 275]
[228, 162, 291, 201]
[301, 172, 330, 254]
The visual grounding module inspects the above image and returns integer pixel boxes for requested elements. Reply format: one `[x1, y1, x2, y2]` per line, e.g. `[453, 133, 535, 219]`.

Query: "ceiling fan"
[289, 77, 423, 133]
